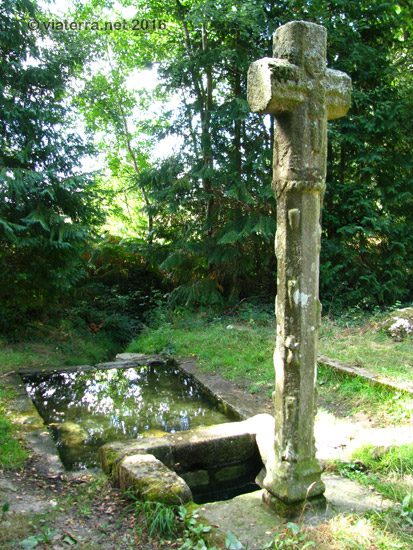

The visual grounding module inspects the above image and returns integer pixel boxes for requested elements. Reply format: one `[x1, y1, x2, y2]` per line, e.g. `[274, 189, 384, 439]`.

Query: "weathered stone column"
[247, 21, 351, 504]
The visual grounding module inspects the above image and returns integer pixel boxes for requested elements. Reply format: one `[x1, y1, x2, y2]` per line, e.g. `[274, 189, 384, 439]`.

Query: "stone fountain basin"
[99, 414, 272, 505]
[98, 353, 272, 505]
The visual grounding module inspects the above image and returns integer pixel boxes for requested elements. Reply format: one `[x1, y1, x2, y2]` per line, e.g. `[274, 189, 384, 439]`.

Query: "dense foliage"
[72, 0, 411, 310]
[0, 0, 411, 334]
[0, 0, 103, 326]
[318, 0, 413, 308]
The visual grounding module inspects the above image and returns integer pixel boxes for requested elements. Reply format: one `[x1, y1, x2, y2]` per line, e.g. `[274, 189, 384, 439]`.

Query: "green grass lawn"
[127, 317, 276, 393]
[125, 306, 412, 423]
[0, 321, 120, 377]
[128, 306, 412, 383]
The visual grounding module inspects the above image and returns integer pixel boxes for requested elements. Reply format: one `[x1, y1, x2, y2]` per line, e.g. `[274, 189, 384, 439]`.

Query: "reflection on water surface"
[22, 364, 233, 470]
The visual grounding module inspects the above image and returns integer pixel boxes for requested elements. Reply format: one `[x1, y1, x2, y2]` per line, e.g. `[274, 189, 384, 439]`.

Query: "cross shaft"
[247, 21, 351, 504]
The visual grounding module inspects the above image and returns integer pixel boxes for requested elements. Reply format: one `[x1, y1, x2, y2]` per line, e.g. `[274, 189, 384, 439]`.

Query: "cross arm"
[325, 68, 352, 120]
[247, 57, 307, 115]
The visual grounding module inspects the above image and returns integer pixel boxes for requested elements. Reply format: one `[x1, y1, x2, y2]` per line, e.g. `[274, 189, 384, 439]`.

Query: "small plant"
[177, 506, 214, 549]
[398, 494, 413, 530]
[1, 502, 10, 521]
[176, 506, 228, 550]
[134, 499, 177, 539]
[19, 525, 57, 548]
[264, 522, 315, 550]
[176, 506, 242, 549]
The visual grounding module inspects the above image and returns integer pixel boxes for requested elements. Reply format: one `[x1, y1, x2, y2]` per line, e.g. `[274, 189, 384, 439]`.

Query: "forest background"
[1, 0, 412, 349]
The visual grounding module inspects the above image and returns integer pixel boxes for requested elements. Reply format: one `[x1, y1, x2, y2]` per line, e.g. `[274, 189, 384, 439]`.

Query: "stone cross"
[247, 21, 351, 504]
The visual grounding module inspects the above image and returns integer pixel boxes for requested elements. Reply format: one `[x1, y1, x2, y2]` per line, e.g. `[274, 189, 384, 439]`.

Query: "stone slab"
[170, 421, 258, 470]
[322, 472, 393, 515]
[199, 473, 393, 549]
[17, 364, 93, 375]
[6, 373, 64, 474]
[116, 453, 192, 505]
[176, 358, 269, 419]
[99, 437, 173, 473]
[318, 355, 413, 394]
[114, 353, 167, 366]
[100, 416, 270, 476]
[199, 489, 283, 550]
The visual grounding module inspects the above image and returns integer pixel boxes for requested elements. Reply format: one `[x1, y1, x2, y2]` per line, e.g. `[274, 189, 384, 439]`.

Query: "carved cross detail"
[248, 21, 351, 194]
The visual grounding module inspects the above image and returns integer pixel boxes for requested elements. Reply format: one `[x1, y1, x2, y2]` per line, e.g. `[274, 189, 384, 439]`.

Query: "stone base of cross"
[247, 21, 351, 505]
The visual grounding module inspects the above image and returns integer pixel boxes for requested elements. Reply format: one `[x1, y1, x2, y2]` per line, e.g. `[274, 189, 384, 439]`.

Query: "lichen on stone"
[381, 307, 413, 341]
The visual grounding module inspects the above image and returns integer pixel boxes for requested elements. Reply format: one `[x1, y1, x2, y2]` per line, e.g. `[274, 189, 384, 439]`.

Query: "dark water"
[22, 364, 234, 470]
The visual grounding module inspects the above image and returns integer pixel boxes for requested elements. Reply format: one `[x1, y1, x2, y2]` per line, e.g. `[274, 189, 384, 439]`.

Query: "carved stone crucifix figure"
[247, 21, 351, 504]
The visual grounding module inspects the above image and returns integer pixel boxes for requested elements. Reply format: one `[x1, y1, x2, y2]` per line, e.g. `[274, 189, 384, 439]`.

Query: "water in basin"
[22, 363, 235, 470]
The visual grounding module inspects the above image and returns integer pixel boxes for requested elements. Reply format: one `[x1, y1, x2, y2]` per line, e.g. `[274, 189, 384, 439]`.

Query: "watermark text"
[28, 19, 167, 32]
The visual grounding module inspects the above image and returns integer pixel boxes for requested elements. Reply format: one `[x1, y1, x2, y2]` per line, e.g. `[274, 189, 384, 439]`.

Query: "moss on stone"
[117, 453, 192, 505]
[215, 463, 250, 483]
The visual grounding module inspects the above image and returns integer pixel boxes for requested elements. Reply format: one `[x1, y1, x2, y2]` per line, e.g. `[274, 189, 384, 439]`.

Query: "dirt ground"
[0, 453, 177, 549]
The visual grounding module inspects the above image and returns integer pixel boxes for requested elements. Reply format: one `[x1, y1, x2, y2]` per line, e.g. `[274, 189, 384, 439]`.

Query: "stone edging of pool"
[318, 355, 413, 395]
[114, 352, 270, 419]
[5, 370, 66, 475]
[7, 353, 270, 479]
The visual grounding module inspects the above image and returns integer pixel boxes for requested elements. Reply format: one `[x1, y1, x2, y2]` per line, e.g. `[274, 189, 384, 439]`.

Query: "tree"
[152, 0, 413, 308]
[69, 0, 413, 309]
[74, 60, 163, 241]
[125, 0, 280, 304]
[0, 0, 103, 326]
[309, 0, 413, 308]
[68, 0, 278, 303]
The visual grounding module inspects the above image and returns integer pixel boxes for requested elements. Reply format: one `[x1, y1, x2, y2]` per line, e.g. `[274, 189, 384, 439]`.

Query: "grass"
[126, 305, 413, 423]
[0, 416, 28, 470]
[131, 499, 177, 539]
[317, 365, 413, 424]
[132, 307, 413, 384]
[0, 387, 28, 470]
[319, 315, 413, 382]
[0, 319, 121, 377]
[338, 443, 413, 504]
[303, 511, 412, 549]
[128, 315, 276, 394]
